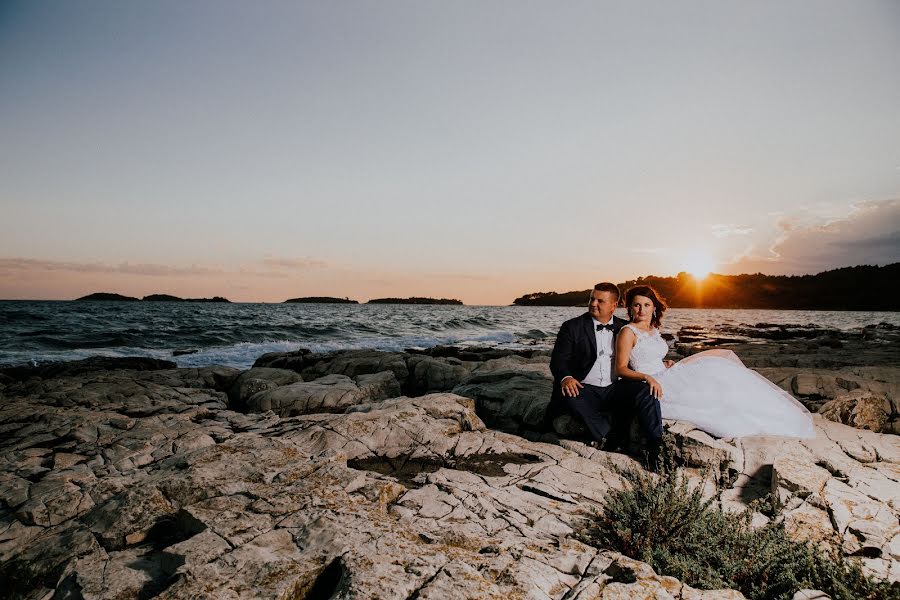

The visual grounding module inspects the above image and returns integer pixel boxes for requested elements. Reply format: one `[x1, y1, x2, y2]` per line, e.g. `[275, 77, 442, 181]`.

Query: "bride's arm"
[615, 329, 664, 399]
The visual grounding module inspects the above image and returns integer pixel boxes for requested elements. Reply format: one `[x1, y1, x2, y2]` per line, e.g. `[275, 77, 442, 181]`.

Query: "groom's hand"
[561, 376, 583, 397]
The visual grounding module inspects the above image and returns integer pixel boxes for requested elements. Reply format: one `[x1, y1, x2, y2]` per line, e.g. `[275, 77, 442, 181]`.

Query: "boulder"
[452, 369, 553, 433]
[252, 347, 313, 372]
[0, 356, 178, 382]
[225, 367, 303, 411]
[245, 372, 401, 416]
[406, 355, 472, 395]
[299, 350, 410, 388]
[818, 391, 893, 433]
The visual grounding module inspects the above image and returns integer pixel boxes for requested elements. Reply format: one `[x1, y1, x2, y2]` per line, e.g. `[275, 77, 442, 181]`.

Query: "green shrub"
[581, 465, 898, 600]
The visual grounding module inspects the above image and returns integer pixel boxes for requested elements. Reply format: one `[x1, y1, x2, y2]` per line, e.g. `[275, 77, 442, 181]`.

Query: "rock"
[172, 347, 198, 356]
[792, 373, 834, 398]
[0, 356, 177, 381]
[142, 366, 241, 392]
[783, 502, 840, 546]
[226, 367, 303, 411]
[411, 345, 545, 362]
[299, 350, 410, 388]
[667, 423, 743, 473]
[245, 372, 401, 416]
[823, 477, 898, 557]
[2, 348, 900, 597]
[771, 457, 831, 502]
[406, 355, 472, 394]
[83, 485, 176, 550]
[819, 391, 892, 433]
[252, 347, 313, 372]
[452, 369, 553, 433]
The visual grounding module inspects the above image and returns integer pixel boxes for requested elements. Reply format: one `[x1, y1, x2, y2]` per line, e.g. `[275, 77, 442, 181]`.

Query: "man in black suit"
[548, 282, 663, 456]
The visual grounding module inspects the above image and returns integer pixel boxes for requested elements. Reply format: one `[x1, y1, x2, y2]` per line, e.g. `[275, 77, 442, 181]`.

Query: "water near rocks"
[3, 300, 898, 369]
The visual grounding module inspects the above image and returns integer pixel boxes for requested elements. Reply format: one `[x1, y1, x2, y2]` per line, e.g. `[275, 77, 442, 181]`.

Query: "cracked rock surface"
[1, 351, 898, 599]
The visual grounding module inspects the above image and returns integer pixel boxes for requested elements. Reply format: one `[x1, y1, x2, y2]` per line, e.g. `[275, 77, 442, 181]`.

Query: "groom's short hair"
[593, 282, 621, 301]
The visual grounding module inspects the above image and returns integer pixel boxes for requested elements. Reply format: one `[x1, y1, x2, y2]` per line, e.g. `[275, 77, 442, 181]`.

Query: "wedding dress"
[624, 324, 815, 439]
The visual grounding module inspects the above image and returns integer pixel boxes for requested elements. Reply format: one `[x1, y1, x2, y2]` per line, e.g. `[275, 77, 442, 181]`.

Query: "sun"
[683, 254, 716, 279]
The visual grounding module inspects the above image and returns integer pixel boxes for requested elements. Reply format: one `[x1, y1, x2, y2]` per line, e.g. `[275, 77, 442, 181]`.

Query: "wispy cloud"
[630, 247, 670, 254]
[711, 224, 753, 238]
[0, 257, 321, 279]
[260, 256, 329, 270]
[421, 272, 495, 282]
[0, 258, 224, 277]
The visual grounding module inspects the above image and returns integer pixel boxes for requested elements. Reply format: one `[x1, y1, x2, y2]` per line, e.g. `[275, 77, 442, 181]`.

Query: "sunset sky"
[2, 1, 899, 305]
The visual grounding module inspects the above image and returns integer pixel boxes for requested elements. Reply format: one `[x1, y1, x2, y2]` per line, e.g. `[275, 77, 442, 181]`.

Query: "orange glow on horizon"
[680, 248, 717, 281]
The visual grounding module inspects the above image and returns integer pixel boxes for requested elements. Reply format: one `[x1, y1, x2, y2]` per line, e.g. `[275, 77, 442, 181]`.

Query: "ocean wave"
[2, 302, 899, 370]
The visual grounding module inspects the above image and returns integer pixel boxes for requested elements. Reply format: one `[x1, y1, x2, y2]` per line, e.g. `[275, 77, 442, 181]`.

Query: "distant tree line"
[368, 297, 463, 305]
[283, 297, 358, 304]
[511, 263, 900, 310]
[76, 293, 230, 302]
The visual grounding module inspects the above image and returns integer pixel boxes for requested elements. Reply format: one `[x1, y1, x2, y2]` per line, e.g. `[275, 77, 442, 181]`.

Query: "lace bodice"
[624, 324, 668, 376]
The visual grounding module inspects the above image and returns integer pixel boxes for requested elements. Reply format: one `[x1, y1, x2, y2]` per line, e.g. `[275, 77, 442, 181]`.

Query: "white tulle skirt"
[655, 350, 815, 439]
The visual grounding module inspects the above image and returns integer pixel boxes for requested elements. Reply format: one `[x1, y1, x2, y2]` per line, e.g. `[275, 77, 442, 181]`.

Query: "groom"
[547, 282, 663, 457]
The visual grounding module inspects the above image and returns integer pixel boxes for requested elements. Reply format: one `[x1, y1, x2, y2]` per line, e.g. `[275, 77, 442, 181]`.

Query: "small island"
[75, 292, 140, 302]
[184, 296, 230, 303]
[142, 294, 184, 302]
[367, 297, 463, 305]
[77, 293, 230, 303]
[283, 297, 359, 304]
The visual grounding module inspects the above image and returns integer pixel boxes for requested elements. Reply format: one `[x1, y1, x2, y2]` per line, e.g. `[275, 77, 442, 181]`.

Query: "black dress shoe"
[603, 435, 628, 454]
[590, 437, 626, 453]
[645, 439, 664, 472]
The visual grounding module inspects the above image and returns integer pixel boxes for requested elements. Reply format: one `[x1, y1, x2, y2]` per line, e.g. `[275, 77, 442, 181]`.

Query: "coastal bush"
[581, 465, 898, 600]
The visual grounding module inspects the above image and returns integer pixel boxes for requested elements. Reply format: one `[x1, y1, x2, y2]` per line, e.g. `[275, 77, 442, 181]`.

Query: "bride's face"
[630, 295, 655, 324]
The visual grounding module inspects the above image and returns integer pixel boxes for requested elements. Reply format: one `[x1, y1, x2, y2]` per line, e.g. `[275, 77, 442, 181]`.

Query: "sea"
[1, 301, 898, 370]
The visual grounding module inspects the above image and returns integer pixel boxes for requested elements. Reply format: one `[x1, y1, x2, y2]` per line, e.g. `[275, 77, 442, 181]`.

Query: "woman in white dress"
[614, 285, 815, 439]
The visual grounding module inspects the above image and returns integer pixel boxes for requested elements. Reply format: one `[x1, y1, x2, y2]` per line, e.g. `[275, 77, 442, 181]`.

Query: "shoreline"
[2, 316, 899, 371]
[1, 330, 898, 595]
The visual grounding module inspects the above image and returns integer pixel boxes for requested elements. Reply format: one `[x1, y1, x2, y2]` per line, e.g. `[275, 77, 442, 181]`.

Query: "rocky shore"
[1, 325, 899, 598]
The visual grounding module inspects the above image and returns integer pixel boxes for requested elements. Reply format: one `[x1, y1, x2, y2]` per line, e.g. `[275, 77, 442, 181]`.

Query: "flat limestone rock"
[245, 372, 401, 416]
[2, 355, 900, 597]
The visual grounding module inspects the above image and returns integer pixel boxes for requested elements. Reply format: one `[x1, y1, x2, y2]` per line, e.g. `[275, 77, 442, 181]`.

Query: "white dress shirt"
[581, 317, 616, 387]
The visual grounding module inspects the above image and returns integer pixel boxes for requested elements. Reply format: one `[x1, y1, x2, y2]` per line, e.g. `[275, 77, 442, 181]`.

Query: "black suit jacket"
[545, 312, 629, 423]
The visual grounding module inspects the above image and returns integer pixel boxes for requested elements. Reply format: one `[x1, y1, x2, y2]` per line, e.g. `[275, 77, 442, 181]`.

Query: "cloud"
[0, 255, 333, 280]
[421, 272, 495, 282]
[726, 199, 900, 274]
[260, 256, 329, 270]
[832, 230, 900, 251]
[0, 258, 224, 277]
[711, 224, 753, 238]
[630, 247, 670, 254]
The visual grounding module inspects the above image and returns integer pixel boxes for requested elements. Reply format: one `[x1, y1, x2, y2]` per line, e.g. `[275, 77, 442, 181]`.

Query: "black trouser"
[565, 379, 662, 443]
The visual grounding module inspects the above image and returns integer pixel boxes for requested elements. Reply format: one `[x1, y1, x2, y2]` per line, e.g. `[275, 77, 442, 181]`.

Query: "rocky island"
[283, 297, 359, 304]
[76, 293, 230, 303]
[75, 292, 140, 302]
[368, 297, 463, 305]
[1, 324, 898, 598]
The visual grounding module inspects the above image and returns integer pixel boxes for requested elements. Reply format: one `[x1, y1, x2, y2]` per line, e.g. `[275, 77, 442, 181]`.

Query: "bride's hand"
[663, 360, 675, 368]
[644, 376, 663, 400]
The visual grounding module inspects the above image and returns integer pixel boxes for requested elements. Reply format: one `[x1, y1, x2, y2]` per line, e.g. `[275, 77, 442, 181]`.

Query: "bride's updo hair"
[625, 285, 667, 328]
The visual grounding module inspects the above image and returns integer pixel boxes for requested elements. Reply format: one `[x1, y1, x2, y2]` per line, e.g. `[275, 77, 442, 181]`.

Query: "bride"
[614, 285, 815, 439]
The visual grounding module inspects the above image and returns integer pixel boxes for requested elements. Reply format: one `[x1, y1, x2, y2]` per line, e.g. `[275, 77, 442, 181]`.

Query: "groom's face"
[588, 290, 618, 323]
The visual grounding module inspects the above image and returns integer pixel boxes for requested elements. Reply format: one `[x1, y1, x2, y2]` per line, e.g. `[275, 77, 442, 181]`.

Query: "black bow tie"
[596, 324, 615, 332]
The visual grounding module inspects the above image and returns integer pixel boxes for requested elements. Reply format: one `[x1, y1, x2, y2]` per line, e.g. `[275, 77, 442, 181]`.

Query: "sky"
[1, 1, 899, 305]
